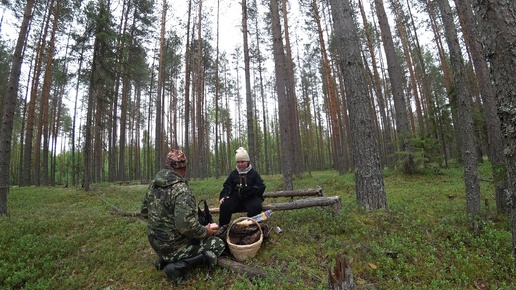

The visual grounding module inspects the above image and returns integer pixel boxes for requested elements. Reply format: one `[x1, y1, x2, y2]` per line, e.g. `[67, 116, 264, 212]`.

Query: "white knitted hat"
[235, 147, 250, 162]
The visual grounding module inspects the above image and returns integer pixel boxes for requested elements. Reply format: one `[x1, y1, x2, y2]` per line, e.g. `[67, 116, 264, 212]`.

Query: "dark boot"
[163, 251, 217, 281]
[154, 257, 168, 270]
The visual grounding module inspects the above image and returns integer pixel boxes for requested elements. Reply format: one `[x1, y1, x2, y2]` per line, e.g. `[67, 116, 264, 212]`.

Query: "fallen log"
[210, 196, 341, 214]
[111, 205, 143, 218]
[217, 256, 266, 278]
[263, 187, 323, 198]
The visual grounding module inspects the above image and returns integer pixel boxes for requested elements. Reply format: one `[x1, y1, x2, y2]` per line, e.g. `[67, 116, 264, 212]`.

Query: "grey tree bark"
[242, 0, 255, 161]
[0, 0, 35, 214]
[154, 0, 166, 173]
[329, 0, 387, 211]
[455, 0, 508, 215]
[436, 0, 481, 216]
[269, 0, 293, 190]
[472, 0, 516, 272]
[374, 0, 411, 149]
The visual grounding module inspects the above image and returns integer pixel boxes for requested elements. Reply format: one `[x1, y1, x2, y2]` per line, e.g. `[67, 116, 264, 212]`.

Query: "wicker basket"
[227, 217, 263, 262]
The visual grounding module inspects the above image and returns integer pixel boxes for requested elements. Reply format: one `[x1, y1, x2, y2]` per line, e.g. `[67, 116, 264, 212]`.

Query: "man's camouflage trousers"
[148, 232, 225, 262]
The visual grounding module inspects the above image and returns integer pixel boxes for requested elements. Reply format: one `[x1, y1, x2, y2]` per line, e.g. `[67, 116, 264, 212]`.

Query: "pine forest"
[1, 0, 516, 250]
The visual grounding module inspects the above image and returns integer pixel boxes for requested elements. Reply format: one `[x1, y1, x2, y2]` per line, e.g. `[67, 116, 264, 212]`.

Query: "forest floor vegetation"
[1, 162, 514, 289]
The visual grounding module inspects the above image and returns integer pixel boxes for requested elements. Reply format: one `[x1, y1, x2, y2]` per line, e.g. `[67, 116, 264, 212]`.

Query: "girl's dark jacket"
[218, 168, 266, 200]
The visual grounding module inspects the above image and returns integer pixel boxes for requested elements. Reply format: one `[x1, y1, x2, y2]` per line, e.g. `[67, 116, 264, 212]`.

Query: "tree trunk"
[38, 0, 60, 186]
[358, 0, 393, 168]
[253, 0, 270, 175]
[71, 45, 84, 187]
[22, 0, 52, 186]
[242, 0, 255, 161]
[154, 0, 166, 173]
[391, 0, 425, 134]
[195, 0, 205, 179]
[407, 0, 441, 156]
[426, 0, 458, 163]
[281, 0, 302, 177]
[183, 0, 192, 167]
[269, 0, 293, 190]
[329, 0, 387, 211]
[436, 0, 481, 216]
[84, 0, 111, 190]
[374, 0, 411, 150]
[214, 0, 221, 179]
[472, 0, 516, 272]
[455, 0, 508, 215]
[0, 0, 35, 215]
[311, 0, 345, 174]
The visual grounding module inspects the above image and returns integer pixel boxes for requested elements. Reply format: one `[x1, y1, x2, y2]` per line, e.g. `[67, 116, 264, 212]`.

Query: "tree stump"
[328, 255, 355, 290]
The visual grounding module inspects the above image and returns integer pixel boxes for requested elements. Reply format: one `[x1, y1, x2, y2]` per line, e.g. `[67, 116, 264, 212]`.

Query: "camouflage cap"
[166, 149, 188, 169]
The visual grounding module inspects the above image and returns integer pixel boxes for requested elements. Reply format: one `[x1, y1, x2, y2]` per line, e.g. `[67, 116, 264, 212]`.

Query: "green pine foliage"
[0, 162, 513, 289]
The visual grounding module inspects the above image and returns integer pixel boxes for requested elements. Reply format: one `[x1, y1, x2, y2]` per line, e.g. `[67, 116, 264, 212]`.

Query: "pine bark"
[269, 0, 293, 190]
[391, 0, 424, 134]
[22, 0, 52, 186]
[374, 0, 411, 146]
[472, 0, 516, 271]
[311, 0, 345, 174]
[281, 0, 302, 177]
[455, 0, 508, 215]
[0, 0, 35, 214]
[329, 0, 387, 211]
[183, 0, 192, 165]
[358, 0, 393, 167]
[154, 0, 166, 173]
[38, 0, 60, 186]
[242, 0, 255, 161]
[436, 0, 481, 216]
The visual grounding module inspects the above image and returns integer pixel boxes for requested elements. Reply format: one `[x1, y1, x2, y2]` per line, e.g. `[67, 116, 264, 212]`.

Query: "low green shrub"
[0, 162, 514, 289]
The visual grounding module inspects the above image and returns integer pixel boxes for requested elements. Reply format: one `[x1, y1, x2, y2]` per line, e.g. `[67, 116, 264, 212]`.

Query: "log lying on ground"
[263, 187, 323, 198]
[111, 205, 143, 218]
[210, 196, 341, 214]
[217, 256, 267, 278]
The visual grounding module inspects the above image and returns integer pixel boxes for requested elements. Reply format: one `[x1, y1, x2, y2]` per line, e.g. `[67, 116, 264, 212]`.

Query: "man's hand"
[205, 223, 219, 236]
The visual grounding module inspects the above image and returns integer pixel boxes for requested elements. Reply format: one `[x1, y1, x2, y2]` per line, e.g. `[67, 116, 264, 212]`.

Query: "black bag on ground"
[197, 199, 213, 226]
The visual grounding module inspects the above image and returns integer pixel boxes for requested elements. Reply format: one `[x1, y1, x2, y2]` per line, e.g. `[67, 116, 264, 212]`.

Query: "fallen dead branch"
[110, 205, 143, 218]
[216, 256, 267, 278]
